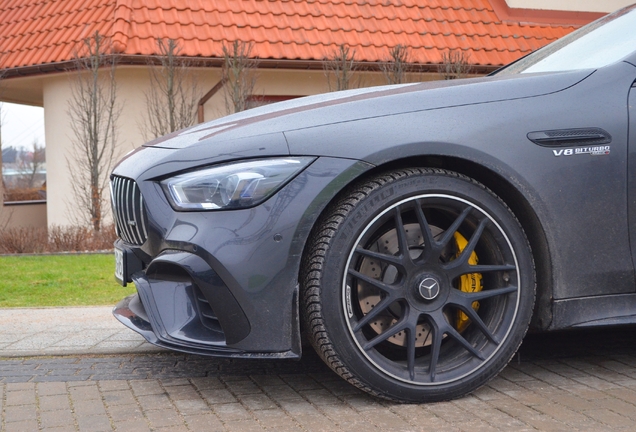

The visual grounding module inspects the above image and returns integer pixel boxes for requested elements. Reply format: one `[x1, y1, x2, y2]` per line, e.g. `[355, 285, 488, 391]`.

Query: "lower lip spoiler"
[113, 291, 300, 359]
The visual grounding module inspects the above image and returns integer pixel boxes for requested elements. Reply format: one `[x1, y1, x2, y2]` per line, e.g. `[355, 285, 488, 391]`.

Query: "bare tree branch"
[142, 38, 200, 139]
[381, 45, 413, 85]
[66, 32, 121, 232]
[438, 49, 473, 80]
[222, 41, 259, 114]
[323, 44, 361, 91]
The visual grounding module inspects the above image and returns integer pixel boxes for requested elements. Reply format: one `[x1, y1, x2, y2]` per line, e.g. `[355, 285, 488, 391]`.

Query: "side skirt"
[552, 293, 636, 329]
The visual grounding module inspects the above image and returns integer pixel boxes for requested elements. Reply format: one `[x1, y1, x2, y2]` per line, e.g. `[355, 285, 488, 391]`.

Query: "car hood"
[145, 69, 592, 151]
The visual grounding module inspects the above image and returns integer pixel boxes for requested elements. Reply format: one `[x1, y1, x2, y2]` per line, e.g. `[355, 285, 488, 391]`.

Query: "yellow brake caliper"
[453, 232, 483, 332]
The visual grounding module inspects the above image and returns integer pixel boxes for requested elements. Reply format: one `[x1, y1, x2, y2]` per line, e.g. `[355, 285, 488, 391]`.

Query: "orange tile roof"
[0, 0, 602, 73]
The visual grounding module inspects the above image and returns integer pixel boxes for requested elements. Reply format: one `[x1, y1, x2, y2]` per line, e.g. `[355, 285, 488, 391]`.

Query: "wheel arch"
[302, 154, 554, 331]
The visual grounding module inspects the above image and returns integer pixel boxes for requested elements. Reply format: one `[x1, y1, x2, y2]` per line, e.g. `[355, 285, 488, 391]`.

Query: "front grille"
[110, 175, 148, 245]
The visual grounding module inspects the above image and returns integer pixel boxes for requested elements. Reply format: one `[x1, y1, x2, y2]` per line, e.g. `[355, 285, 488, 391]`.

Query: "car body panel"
[114, 132, 291, 181]
[143, 70, 592, 151]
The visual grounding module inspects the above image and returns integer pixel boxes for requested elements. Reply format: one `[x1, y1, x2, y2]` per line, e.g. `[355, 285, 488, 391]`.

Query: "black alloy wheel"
[301, 168, 535, 402]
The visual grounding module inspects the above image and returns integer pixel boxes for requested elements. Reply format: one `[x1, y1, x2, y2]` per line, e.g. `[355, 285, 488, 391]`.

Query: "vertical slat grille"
[110, 176, 148, 246]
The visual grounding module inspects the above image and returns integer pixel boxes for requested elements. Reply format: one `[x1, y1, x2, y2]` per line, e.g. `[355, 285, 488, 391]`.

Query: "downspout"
[197, 78, 227, 123]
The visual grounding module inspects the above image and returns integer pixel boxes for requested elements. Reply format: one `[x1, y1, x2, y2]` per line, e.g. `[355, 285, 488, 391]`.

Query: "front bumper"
[111, 154, 373, 358]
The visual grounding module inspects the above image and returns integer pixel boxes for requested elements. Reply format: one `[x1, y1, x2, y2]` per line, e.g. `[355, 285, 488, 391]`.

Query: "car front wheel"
[301, 168, 535, 402]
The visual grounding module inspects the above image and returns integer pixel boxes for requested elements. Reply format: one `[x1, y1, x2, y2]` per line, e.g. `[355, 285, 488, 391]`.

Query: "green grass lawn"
[0, 254, 136, 307]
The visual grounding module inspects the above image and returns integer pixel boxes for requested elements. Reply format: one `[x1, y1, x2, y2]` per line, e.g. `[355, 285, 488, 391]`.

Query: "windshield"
[496, 4, 636, 75]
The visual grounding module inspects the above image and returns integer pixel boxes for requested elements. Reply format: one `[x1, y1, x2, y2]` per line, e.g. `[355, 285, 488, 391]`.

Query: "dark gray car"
[111, 4, 636, 402]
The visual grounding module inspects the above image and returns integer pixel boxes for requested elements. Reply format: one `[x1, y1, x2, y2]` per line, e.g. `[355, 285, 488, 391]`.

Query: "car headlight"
[161, 157, 315, 210]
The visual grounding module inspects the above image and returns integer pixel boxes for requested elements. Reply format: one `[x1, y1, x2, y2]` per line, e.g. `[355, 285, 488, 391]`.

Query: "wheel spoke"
[446, 262, 516, 280]
[348, 268, 396, 294]
[443, 217, 488, 276]
[414, 200, 435, 253]
[455, 304, 500, 344]
[468, 264, 516, 273]
[457, 217, 488, 264]
[353, 295, 395, 332]
[428, 322, 442, 382]
[461, 285, 518, 301]
[353, 246, 404, 268]
[363, 317, 408, 351]
[437, 206, 472, 250]
[393, 206, 411, 261]
[446, 325, 485, 360]
[406, 326, 417, 381]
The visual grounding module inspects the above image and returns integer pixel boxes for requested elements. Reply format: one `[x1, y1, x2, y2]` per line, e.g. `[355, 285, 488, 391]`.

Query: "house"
[0, 0, 623, 230]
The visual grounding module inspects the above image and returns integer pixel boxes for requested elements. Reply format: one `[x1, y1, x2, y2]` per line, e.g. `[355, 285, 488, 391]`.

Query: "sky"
[0, 102, 46, 151]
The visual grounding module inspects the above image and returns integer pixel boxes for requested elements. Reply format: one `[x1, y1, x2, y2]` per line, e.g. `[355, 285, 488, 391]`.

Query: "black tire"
[301, 168, 535, 402]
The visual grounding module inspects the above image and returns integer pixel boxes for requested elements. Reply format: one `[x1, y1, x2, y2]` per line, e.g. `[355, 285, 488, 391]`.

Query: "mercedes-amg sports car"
[112, 4, 636, 402]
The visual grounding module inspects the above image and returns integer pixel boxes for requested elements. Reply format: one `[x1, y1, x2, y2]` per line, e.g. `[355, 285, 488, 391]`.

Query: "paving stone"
[97, 380, 130, 391]
[144, 407, 183, 428]
[279, 399, 324, 417]
[2, 419, 40, 432]
[583, 408, 634, 428]
[249, 375, 286, 387]
[101, 389, 137, 406]
[164, 384, 201, 400]
[41, 425, 78, 432]
[5, 383, 35, 391]
[69, 383, 101, 400]
[239, 393, 279, 411]
[251, 409, 300, 429]
[200, 388, 239, 404]
[212, 402, 253, 421]
[159, 377, 190, 386]
[427, 401, 477, 424]
[39, 394, 72, 411]
[37, 382, 68, 396]
[72, 398, 107, 416]
[183, 413, 225, 431]
[190, 376, 226, 390]
[341, 393, 383, 411]
[137, 393, 172, 411]
[361, 408, 415, 431]
[113, 418, 152, 432]
[40, 409, 75, 429]
[173, 398, 210, 415]
[224, 379, 263, 395]
[130, 379, 165, 395]
[4, 405, 37, 423]
[77, 414, 112, 432]
[604, 386, 636, 404]
[225, 419, 268, 431]
[299, 388, 342, 406]
[5, 389, 36, 406]
[107, 403, 145, 422]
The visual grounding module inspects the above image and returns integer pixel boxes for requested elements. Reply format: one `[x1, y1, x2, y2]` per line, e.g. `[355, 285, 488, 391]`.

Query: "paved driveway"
[2, 326, 636, 431]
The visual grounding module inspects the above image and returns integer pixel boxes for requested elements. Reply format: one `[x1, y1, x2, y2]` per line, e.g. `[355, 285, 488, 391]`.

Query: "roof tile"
[0, 0, 595, 70]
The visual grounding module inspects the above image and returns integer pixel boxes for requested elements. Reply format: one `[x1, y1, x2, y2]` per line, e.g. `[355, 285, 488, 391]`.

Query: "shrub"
[0, 227, 48, 254]
[0, 224, 117, 254]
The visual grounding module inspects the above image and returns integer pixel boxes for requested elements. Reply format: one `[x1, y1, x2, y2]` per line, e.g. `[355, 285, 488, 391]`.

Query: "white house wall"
[28, 64, 438, 230]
